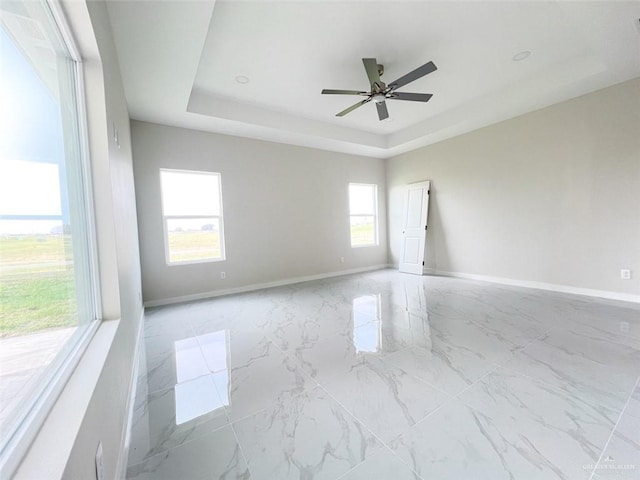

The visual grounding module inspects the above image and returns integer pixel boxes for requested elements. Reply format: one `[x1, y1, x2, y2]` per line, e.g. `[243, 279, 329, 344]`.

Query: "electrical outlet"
[620, 269, 631, 280]
[340, 257, 345, 264]
[220, 271, 226, 279]
[95, 442, 105, 480]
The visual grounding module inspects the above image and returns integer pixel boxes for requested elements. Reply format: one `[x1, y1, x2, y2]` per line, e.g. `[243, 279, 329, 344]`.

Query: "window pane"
[0, 220, 76, 332]
[0, 220, 79, 428]
[349, 184, 376, 215]
[0, 0, 97, 457]
[160, 170, 220, 216]
[0, 161, 62, 216]
[350, 216, 376, 246]
[167, 218, 221, 263]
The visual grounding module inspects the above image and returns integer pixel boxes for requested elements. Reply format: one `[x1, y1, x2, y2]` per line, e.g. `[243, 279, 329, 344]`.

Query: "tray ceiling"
[106, 0, 640, 158]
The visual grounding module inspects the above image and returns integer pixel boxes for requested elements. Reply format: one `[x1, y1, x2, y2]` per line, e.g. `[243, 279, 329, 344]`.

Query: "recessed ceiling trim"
[107, 0, 640, 159]
[187, 88, 388, 149]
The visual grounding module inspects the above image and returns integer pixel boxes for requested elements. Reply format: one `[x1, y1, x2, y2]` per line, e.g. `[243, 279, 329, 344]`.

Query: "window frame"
[159, 168, 226, 266]
[0, 0, 101, 474]
[348, 182, 379, 248]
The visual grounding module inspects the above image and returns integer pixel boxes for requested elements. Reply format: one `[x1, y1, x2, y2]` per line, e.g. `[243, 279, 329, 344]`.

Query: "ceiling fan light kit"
[322, 57, 437, 121]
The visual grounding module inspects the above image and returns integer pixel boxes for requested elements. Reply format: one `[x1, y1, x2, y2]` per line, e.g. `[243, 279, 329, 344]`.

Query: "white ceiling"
[106, 1, 640, 159]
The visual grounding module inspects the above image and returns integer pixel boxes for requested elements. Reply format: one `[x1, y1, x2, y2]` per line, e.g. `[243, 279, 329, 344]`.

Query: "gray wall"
[132, 121, 388, 304]
[387, 78, 640, 296]
[61, 1, 143, 478]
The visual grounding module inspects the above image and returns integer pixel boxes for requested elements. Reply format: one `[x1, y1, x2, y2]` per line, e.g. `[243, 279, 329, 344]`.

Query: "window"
[160, 169, 225, 264]
[349, 183, 378, 247]
[0, 0, 98, 470]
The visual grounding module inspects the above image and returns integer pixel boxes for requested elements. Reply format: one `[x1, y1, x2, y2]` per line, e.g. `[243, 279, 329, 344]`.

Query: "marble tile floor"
[126, 269, 640, 480]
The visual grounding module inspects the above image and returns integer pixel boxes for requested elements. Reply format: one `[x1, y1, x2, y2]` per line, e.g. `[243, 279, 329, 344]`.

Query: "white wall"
[59, 1, 143, 478]
[131, 121, 388, 304]
[387, 78, 640, 297]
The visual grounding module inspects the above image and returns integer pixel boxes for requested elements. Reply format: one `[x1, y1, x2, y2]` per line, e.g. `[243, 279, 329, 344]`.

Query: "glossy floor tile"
[127, 425, 250, 480]
[319, 357, 448, 442]
[592, 381, 640, 480]
[126, 269, 640, 479]
[232, 385, 382, 480]
[335, 449, 420, 480]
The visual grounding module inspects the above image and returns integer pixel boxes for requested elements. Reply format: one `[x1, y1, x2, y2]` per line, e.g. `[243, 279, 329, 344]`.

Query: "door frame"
[399, 181, 431, 275]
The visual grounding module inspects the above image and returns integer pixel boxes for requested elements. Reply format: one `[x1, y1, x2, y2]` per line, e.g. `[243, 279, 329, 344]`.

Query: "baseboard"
[430, 269, 640, 304]
[114, 308, 145, 480]
[144, 264, 390, 308]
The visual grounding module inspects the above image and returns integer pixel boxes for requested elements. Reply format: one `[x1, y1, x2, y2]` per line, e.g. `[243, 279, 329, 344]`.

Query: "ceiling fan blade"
[376, 101, 389, 121]
[322, 89, 368, 96]
[336, 98, 370, 117]
[362, 58, 382, 89]
[390, 92, 433, 102]
[389, 61, 437, 90]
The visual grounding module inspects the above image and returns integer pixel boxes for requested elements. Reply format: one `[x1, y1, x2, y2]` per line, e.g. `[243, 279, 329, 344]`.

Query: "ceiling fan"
[321, 58, 437, 121]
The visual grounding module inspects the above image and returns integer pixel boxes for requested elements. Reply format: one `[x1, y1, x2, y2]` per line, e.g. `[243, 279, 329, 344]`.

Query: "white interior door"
[399, 181, 431, 275]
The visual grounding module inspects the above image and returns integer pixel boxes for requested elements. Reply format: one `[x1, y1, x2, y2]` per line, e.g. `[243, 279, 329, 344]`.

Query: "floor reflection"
[352, 287, 433, 353]
[173, 331, 230, 425]
[174, 375, 222, 425]
[353, 294, 382, 353]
